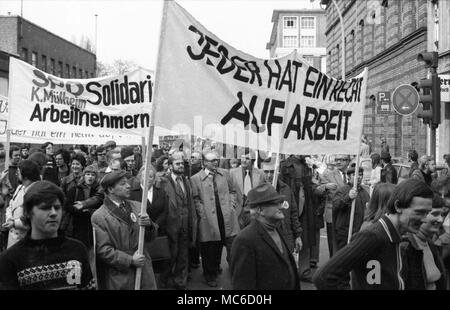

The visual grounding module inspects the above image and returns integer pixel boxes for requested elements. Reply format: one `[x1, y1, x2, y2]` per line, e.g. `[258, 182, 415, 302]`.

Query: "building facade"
[266, 9, 327, 72]
[322, 0, 450, 160]
[0, 15, 96, 96]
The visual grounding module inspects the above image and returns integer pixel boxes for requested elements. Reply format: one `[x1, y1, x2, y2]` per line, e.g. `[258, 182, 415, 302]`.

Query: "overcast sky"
[0, 0, 322, 70]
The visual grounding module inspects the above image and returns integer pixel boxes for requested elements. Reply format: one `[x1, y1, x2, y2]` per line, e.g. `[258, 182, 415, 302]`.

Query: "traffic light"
[416, 52, 441, 129]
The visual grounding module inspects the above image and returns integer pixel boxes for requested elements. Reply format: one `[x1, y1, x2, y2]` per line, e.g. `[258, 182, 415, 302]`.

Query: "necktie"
[243, 170, 252, 196]
[119, 201, 127, 214]
[176, 176, 185, 195]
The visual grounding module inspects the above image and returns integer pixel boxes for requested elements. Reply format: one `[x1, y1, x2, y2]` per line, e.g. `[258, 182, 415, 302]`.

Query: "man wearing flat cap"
[91, 170, 158, 290]
[380, 151, 398, 185]
[331, 164, 369, 289]
[230, 183, 300, 290]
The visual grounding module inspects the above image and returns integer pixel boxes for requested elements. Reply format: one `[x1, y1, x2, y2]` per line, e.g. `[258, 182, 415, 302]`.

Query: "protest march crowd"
[0, 136, 449, 290]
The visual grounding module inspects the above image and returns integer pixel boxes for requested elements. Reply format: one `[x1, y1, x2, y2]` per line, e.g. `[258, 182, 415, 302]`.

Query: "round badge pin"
[130, 213, 137, 223]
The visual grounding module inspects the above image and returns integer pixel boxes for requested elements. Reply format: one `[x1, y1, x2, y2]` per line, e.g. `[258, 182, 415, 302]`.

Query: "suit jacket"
[332, 184, 370, 243]
[129, 184, 169, 236]
[315, 168, 346, 223]
[160, 174, 197, 244]
[230, 220, 300, 290]
[190, 168, 239, 242]
[91, 197, 157, 290]
[229, 166, 266, 219]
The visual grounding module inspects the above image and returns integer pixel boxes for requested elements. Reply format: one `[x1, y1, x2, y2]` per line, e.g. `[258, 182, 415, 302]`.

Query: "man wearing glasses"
[230, 183, 300, 290]
[92, 146, 108, 171]
[159, 151, 196, 289]
[229, 150, 266, 228]
[191, 151, 239, 287]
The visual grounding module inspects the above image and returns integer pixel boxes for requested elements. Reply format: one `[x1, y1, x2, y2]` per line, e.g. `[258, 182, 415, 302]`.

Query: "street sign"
[441, 74, 450, 102]
[391, 84, 420, 116]
[377, 91, 391, 114]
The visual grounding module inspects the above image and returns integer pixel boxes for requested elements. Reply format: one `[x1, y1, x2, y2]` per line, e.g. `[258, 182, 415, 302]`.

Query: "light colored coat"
[91, 197, 157, 290]
[6, 184, 29, 248]
[190, 168, 239, 242]
[229, 166, 266, 218]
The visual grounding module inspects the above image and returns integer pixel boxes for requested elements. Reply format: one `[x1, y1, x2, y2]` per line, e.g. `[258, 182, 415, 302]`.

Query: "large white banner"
[154, 1, 368, 155]
[7, 58, 173, 145]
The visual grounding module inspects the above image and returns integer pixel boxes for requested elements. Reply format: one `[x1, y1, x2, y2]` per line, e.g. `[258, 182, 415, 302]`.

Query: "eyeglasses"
[335, 158, 349, 162]
[97, 153, 106, 156]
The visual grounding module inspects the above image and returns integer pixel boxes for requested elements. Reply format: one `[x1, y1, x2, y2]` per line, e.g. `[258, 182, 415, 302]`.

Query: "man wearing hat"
[380, 151, 398, 184]
[91, 170, 158, 290]
[230, 183, 300, 290]
[331, 164, 370, 289]
[121, 146, 137, 177]
[103, 140, 117, 153]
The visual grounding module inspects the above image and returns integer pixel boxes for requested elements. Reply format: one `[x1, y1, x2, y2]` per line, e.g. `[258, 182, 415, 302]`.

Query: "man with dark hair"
[92, 170, 157, 290]
[0, 181, 95, 290]
[121, 146, 137, 177]
[55, 148, 71, 185]
[380, 151, 398, 184]
[40, 142, 59, 185]
[230, 183, 300, 290]
[229, 151, 266, 228]
[20, 145, 29, 160]
[408, 150, 419, 178]
[313, 179, 433, 290]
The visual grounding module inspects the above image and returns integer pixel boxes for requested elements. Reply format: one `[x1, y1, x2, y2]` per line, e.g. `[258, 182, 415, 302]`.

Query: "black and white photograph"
[0, 0, 449, 297]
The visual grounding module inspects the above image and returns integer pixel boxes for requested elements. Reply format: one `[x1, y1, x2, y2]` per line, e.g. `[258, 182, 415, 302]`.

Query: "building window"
[31, 52, 38, 67]
[283, 35, 298, 48]
[79, 69, 83, 78]
[57, 61, 63, 77]
[41, 55, 47, 72]
[72, 66, 77, 78]
[301, 17, 315, 29]
[50, 58, 55, 75]
[300, 35, 315, 47]
[85, 70, 89, 78]
[283, 16, 298, 29]
[21, 48, 28, 62]
[66, 64, 70, 78]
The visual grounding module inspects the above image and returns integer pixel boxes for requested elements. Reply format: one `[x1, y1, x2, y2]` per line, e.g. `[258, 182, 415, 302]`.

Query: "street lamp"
[318, 0, 346, 80]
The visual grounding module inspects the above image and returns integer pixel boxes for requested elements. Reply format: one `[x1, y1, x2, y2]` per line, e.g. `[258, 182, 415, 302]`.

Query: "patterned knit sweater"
[0, 235, 95, 290]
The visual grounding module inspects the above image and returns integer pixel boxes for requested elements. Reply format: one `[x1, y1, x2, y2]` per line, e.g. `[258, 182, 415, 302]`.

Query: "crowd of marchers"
[0, 136, 449, 290]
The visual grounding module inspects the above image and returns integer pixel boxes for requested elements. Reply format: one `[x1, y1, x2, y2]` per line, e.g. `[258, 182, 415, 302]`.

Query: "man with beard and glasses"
[159, 152, 197, 290]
